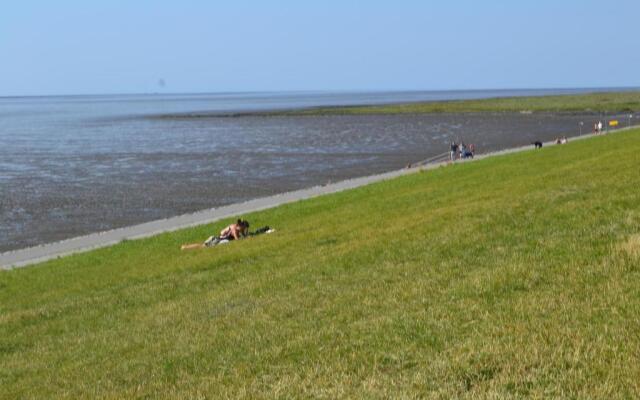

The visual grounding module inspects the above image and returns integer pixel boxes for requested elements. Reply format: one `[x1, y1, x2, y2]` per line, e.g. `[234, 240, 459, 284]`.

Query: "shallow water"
[1, 90, 637, 252]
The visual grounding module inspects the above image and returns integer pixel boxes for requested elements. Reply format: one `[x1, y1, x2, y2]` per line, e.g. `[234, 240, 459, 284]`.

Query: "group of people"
[181, 219, 274, 250]
[594, 121, 604, 134]
[449, 141, 475, 161]
[184, 122, 611, 252]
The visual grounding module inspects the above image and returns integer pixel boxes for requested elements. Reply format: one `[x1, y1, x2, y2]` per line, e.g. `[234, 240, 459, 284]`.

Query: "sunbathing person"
[181, 219, 250, 250]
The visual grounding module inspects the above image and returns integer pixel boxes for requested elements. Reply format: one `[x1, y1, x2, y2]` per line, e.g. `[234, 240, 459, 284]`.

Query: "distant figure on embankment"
[593, 120, 603, 134]
[450, 141, 474, 161]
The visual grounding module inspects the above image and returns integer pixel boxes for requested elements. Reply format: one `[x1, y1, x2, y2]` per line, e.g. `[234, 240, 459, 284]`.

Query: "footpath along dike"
[0, 126, 633, 270]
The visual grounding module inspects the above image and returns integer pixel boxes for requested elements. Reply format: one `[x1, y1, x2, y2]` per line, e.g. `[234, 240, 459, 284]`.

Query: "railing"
[411, 151, 451, 167]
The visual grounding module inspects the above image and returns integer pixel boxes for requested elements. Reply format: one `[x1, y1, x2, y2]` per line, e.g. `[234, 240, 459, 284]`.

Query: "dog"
[532, 141, 543, 149]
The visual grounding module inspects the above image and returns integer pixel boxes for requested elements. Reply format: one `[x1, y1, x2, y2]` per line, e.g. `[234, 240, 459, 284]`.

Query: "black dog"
[532, 141, 543, 149]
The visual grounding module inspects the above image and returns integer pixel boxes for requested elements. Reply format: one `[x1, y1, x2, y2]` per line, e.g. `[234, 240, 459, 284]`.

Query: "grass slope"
[277, 91, 640, 115]
[2, 130, 640, 398]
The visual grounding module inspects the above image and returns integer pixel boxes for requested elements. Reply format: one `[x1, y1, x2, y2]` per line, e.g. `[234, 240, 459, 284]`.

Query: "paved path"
[0, 127, 631, 270]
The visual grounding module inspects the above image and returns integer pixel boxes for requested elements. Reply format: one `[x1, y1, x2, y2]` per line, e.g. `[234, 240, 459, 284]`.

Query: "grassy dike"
[276, 91, 640, 115]
[1, 129, 640, 398]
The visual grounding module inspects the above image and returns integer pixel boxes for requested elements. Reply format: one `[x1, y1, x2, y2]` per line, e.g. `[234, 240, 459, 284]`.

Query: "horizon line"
[2, 86, 640, 100]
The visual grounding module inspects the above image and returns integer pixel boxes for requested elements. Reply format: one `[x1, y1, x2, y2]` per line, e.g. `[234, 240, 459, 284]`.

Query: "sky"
[1, 0, 639, 96]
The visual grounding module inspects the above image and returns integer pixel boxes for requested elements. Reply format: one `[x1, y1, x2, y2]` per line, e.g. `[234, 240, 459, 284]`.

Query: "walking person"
[450, 142, 458, 162]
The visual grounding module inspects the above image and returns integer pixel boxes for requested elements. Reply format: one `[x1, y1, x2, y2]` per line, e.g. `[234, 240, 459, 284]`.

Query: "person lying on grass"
[181, 219, 250, 250]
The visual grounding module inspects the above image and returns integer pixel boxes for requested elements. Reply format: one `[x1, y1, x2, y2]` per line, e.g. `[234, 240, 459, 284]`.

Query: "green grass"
[2, 129, 640, 398]
[274, 91, 640, 115]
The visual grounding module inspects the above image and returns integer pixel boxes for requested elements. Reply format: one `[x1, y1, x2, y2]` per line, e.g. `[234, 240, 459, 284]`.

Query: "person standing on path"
[450, 142, 458, 162]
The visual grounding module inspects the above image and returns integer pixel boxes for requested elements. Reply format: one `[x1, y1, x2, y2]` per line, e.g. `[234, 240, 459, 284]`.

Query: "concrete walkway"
[0, 127, 631, 270]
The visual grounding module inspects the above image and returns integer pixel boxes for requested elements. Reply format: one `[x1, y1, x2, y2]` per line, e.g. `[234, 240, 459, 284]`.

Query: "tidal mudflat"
[3, 110, 634, 252]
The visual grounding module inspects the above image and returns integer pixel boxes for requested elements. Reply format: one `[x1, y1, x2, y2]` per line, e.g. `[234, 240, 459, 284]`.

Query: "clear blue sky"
[1, 0, 639, 96]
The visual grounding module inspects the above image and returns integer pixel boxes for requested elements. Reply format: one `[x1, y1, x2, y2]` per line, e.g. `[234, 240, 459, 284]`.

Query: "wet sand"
[2, 112, 636, 252]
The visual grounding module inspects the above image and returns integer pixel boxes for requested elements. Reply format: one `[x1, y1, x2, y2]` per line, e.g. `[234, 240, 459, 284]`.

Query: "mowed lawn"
[1, 130, 640, 399]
